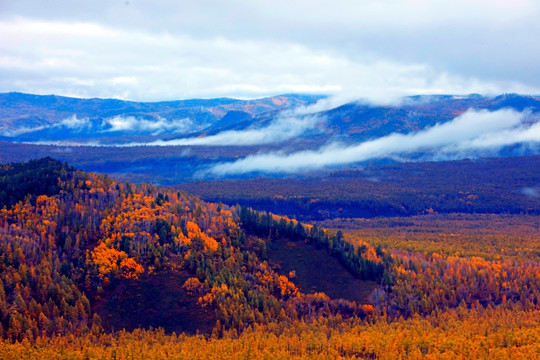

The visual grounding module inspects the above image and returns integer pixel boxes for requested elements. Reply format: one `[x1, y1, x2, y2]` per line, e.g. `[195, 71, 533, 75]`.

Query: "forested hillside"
[0, 158, 538, 358]
[0, 158, 383, 339]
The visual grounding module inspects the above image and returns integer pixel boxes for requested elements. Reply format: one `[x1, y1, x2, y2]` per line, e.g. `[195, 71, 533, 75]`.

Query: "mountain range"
[1, 92, 539, 144]
[0, 92, 539, 183]
[0, 92, 322, 143]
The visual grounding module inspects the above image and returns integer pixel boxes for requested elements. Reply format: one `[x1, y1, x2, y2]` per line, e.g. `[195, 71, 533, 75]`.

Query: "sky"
[1, 0, 540, 103]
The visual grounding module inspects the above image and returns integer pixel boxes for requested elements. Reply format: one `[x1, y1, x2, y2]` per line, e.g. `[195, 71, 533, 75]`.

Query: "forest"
[0, 158, 538, 358]
[178, 155, 540, 219]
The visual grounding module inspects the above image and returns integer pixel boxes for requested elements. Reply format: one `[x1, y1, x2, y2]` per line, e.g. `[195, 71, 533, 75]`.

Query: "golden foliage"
[119, 258, 144, 279]
[278, 275, 299, 298]
[92, 242, 144, 280]
[0, 307, 538, 359]
[186, 221, 219, 251]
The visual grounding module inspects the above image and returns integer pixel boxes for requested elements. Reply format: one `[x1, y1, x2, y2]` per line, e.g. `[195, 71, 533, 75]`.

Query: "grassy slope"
[268, 238, 377, 303]
[94, 271, 216, 335]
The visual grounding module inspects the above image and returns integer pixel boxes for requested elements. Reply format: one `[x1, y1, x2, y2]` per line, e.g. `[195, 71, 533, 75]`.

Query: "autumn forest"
[0, 157, 537, 359]
[2, 0, 540, 356]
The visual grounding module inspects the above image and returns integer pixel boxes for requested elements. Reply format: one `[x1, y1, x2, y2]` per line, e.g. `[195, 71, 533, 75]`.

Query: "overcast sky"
[1, 0, 539, 102]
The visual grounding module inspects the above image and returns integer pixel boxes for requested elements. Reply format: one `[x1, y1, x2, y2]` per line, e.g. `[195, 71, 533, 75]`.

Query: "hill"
[0, 158, 384, 339]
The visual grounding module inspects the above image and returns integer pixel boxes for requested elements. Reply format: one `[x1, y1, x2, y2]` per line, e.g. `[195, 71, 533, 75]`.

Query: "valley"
[1, 93, 539, 185]
[0, 92, 539, 358]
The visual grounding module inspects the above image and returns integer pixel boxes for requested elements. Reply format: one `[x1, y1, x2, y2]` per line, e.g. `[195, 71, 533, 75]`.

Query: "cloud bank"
[104, 116, 193, 135]
[136, 112, 324, 146]
[206, 108, 540, 176]
[130, 95, 374, 147]
[0, 114, 194, 137]
[0, 115, 89, 136]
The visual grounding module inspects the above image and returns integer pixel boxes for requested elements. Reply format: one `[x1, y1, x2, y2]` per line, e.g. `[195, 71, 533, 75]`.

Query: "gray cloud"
[205, 108, 540, 176]
[0, 1, 539, 101]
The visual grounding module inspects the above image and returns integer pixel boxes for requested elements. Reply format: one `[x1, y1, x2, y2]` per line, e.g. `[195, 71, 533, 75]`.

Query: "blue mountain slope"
[0, 92, 324, 141]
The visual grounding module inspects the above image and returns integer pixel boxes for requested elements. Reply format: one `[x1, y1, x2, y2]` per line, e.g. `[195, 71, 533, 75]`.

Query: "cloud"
[205, 108, 540, 176]
[1, 114, 194, 137]
[0, 115, 90, 136]
[521, 187, 539, 198]
[290, 95, 365, 114]
[440, 121, 540, 153]
[1, 13, 539, 104]
[58, 115, 91, 129]
[110, 76, 137, 86]
[0, 125, 47, 137]
[104, 116, 138, 132]
[150, 95, 370, 148]
[104, 116, 193, 135]
[138, 113, 324, 146]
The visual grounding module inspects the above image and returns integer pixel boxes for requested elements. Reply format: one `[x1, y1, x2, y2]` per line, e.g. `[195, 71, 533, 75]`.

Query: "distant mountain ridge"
[316, 93, 540, 143]
[178, 93, 540, 149]
[0, 92, 323, 142]
[2, 92, 540, 145]
[2, 92, 540, 144]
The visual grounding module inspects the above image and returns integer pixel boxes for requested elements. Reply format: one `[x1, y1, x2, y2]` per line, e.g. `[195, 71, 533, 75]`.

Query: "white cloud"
[442, 121, 540, 151]
[0, 125, 47, 137]
[205, 108, 540, 175]
[104, 116, 193, 135]
[521, 187, 540, 198]
[1, 114, 194, 137]
[110, 76, 137, 86]
[138, 113, 324, 146]
[0, 13, 538, 103]
[0, 114, 90, 136]
[58, 115, 91, 129]
[105, 116, 137, 132]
